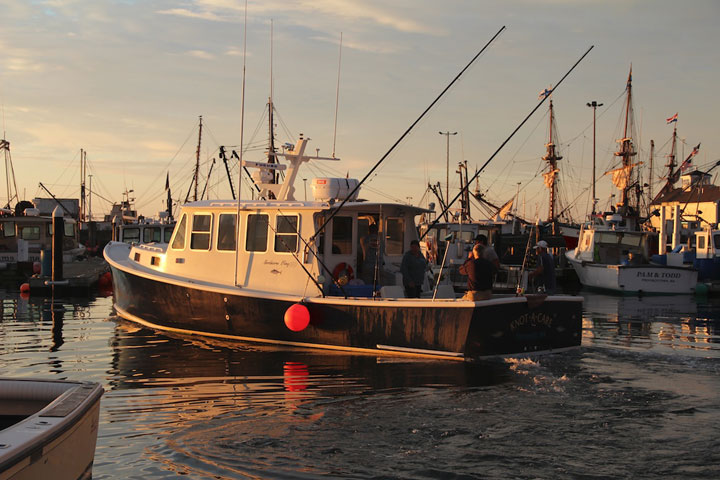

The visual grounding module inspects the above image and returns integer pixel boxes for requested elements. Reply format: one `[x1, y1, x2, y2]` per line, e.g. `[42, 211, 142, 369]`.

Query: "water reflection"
[582, 292, 720, 354]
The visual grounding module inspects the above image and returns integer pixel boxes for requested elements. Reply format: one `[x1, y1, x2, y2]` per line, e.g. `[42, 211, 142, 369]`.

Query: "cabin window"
[1, 222, 15, 237]
[331, 216, 353, 254]
[385, 217, 405, 255]
[619, 235, 641, 247]
[19, 226, 40, 240]
[217, 214, 237, 251]
[698, 236, 706, 250]
[246, 214, 269, 252]
[123, 228, 140, 244]
[190, 214, 212, 250]
[64, 223, 74, 237]
[143, 227, 162, 243]
[275, 215, 299, 253]
[171, 214, 188, 250]
[164, 228, 173, 243]
[714, 234, 720, 249]
[459, 230, 474, 242]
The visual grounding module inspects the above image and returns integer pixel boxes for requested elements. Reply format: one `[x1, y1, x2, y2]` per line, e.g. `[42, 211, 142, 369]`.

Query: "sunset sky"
[1, 0, 718, 221]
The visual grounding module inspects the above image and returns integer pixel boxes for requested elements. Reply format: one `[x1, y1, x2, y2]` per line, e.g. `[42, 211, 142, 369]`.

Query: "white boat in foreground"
[0, 379, 103, 480]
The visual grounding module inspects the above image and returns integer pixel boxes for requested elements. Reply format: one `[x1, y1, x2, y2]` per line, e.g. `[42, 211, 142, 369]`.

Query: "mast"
[0, 137, 18, 210]
[80, 149, 86, 223]
[193, 115, 203, 202]
[265, 20, 278, 198]
[649, 139, 654, 207]
[542, 99, 562, 232]
[613, 67, 637, 212]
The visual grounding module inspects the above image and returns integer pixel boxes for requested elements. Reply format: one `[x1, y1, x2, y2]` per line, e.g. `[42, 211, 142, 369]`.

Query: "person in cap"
[529, 240, 556, 294]
[459, 243, 496, 301]
[400, 240, 427, 298]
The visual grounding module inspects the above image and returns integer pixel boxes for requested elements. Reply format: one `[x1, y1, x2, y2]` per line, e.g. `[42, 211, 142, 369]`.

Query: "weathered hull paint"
[110, 266, 582, 359]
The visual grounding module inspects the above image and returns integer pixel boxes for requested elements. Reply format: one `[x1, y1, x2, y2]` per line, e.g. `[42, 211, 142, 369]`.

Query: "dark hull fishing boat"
[105, 135, 582, 360]
[106, 28, 586, 360]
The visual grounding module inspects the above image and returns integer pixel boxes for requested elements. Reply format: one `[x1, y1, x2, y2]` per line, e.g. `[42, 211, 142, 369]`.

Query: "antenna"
[332, 32, 343, 158]
[234, 0, 248, 286]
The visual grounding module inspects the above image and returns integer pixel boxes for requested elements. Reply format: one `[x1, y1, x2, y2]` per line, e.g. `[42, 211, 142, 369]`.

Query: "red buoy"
[19, 283, 30, 293]
[284, 303, 310, 332]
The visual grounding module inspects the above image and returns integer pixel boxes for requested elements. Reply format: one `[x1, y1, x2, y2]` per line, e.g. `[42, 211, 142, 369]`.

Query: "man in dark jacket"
[459, 244, 495, 301]
[400, 240, 427, 298]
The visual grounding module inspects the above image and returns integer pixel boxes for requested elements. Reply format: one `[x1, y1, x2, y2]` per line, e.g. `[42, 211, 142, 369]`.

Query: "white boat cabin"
[694, 228, 720, 260]
[126, 200, 426, 297]
[573, 215, 649, 265]
[115, 222, 175, 245]
[0, 214, 79, 263]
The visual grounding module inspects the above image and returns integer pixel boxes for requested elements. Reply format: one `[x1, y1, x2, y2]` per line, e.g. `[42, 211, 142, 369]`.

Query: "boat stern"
[463, 295, 583, 358]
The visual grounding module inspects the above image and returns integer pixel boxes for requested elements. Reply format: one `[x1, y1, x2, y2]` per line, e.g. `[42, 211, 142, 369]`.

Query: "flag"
[680, 143, 701, 171]
[538, 88, 552, 100]
[165, 172, 170, 191]
[666, 113, 678, 124]
[495, 198, 514, 220]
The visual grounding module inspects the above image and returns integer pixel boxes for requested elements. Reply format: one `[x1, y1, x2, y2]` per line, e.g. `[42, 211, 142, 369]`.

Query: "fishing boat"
[105, 134, 583, 360]
[0, 378, 103, 479]
[566, 69, 698, 294]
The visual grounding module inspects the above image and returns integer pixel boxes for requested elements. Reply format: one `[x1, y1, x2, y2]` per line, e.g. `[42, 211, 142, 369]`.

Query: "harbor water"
[0, 290, 718, 479]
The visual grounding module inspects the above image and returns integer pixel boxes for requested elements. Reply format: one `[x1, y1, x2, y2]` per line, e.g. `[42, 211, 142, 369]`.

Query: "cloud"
[157, 0, 441, 35]
[186, 50, 216, 60]
[156, 8, 231, 22]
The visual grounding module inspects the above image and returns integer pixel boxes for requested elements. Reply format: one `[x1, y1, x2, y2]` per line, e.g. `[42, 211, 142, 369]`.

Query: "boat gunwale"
[0, 380, 103, 475]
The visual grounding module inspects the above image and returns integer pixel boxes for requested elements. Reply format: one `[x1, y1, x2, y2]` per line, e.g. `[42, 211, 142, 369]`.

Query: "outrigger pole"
[420, 45, 595, 241]
[309, 25, 507, 243]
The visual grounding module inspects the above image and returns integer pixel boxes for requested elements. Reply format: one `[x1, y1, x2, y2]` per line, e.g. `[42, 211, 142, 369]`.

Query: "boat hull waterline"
[109, 265, 582, 360]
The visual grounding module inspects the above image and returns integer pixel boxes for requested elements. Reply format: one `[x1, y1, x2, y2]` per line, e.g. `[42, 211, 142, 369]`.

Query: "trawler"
[566, 69, 698, 294]
[105, 135, 582, 359]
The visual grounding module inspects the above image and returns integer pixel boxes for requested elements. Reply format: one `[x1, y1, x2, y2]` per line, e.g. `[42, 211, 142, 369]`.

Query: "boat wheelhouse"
[0, 212, 84, 265]
[106, 136, 583, 359]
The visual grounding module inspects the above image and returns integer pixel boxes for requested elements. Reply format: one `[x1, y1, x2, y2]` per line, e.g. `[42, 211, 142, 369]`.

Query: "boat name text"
[510, 312, 554, 331]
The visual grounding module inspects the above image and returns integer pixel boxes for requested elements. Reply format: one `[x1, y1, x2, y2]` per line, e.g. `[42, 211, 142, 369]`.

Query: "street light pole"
[439, 131, 457, 211]
[586, 101, 603, 215]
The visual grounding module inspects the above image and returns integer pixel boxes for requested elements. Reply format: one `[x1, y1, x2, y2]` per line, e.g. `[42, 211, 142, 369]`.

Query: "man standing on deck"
[529, 240, 556, 294]
[459, 244, 495, 301]
[401, 240, 427, 298]
[472, 234, 500, 269]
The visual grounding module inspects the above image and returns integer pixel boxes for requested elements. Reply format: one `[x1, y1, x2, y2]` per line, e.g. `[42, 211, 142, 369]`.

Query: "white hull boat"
[0, 379, 103, 480]
[566, 254, 697, 294]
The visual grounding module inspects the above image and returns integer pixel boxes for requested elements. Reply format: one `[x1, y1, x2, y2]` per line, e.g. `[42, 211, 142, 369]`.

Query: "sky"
[1, 0, 719, 222]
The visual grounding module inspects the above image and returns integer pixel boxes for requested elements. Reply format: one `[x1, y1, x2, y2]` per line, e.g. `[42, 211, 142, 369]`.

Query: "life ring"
[332, 262, 354, 285]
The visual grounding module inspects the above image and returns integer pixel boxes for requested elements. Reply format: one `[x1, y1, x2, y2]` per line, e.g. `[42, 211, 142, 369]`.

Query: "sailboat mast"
[614, 68, 636, 209]
[543, 99, 562, 231]
[194, 115, 203, 202]
[668, 124, 677, 180]
[649, 139, 654, 205]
